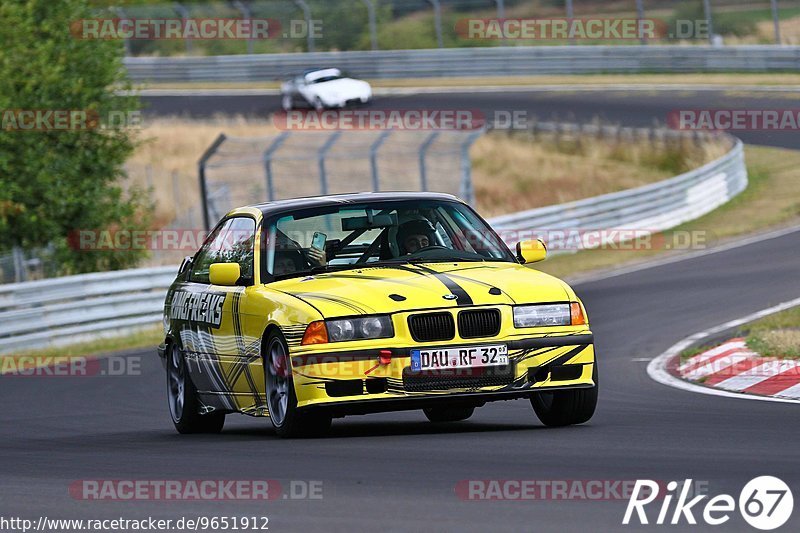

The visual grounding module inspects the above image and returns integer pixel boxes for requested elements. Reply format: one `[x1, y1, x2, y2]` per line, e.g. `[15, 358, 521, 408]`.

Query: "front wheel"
[167, 344, 225, 434]
[530, 364, 598, 427]
[264, 331, 331, 438]
[281, 94, 293, 111]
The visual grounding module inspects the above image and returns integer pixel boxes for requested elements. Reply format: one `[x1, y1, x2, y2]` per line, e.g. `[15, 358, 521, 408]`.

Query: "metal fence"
[198, 128, 484, 230]
[106, 0, 790, 56]
[125, 44, 800, 83]
[0, 127, 747, 353]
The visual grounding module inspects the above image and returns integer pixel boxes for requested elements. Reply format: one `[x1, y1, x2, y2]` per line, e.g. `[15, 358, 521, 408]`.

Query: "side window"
[190, 219, 233, 284]
[225, 217, 256, 281]
[190, 217, 256, 284]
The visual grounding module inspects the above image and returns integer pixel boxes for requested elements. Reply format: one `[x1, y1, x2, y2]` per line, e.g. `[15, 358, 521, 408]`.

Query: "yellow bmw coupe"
[158, 192, 597, 437]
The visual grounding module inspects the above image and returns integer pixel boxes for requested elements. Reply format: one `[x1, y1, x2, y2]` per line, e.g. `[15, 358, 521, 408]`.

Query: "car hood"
[269, 262, 572, 318]
[310, 78, 370, 98]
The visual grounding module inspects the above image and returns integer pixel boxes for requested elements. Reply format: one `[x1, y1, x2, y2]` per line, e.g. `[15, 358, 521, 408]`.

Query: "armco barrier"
[124, 45, 800, 82]
[490, 136, 747, 245]
[0, 267, 175, 353]
[0, 134, 747, 353]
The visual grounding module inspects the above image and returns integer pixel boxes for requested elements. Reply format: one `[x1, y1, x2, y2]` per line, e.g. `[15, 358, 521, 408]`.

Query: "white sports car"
[280, 68, 373, 111]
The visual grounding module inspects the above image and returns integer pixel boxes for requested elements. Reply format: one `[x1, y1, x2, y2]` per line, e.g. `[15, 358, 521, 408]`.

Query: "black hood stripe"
[410, 264, 473, 306]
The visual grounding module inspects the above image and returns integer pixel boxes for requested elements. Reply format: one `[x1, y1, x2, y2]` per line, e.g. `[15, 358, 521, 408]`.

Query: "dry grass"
[472, 130, 730, 217]
[748, 330, 800, 359]
[128, 117, 279, 225]
[726, 15, 800, 45]
[537, 144, 800, 280]
[741, 306, 800, 359]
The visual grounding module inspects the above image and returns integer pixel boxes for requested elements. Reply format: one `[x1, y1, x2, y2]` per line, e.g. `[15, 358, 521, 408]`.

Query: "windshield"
[263, 200, 515, 281]
[305, 69, 344, 84]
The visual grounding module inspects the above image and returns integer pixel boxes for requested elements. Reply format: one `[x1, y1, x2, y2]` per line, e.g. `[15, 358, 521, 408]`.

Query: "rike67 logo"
[624, 477, 793, 530]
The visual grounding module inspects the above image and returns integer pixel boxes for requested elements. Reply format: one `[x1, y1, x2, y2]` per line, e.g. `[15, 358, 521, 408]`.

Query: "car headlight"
[326, 315, 394, 342]
[513, 303, 583, 328]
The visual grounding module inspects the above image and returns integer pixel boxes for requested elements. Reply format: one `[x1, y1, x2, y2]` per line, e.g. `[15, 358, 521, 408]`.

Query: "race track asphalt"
[1, 89, 798, 532]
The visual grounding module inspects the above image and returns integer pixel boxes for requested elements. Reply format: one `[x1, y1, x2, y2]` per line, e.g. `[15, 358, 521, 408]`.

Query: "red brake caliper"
[273, 352, 289, 378]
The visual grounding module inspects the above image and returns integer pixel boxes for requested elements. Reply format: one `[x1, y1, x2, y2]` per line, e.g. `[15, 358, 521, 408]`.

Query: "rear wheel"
[167, 344, 225, 434]
[530, 364, 598, 427]
[264, 331, 331, 438]
[423, 405, 475, 423]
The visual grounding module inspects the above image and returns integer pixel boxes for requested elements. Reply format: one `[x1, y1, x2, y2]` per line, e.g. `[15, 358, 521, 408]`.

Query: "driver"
[397, 219, 437, 255]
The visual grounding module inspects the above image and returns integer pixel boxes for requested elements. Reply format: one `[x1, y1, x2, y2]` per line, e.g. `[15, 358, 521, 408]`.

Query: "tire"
[167, 343, 225, 434]
[264, 330, 332, 438]
[281, 94, 293, 111]
[530, 363, 598, 427]
[423, 405, 475, 423]
[312, 97, 325, 112]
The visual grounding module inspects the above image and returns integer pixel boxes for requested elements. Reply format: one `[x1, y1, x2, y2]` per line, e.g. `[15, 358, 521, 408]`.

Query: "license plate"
[410, 344, 508, 372]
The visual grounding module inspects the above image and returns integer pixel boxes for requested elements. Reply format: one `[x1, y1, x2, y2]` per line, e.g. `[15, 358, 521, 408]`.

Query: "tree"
[0, 0, 151, 275]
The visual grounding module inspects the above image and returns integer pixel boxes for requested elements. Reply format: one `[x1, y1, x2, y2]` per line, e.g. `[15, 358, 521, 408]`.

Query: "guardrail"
[0, 267, 175, 353]
[124, 45, 800, 82]
[490, 134, 747, 247]
[0, 131, 747, 354]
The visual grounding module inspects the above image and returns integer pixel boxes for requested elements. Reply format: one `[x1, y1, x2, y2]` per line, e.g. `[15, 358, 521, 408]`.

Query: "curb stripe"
[647, 296, 800, 405]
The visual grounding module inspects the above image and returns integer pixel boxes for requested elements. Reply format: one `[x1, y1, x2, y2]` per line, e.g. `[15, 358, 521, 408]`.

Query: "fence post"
[263, 132, 291, 201]
[494, 0, 505, 19]
[173, 2, 193, 55]
[232, 0, 254, 54]
[318, 131, 342, 195]
[369, 131, 391, 191]
[293, 0, 316, 52]
[427, 0, 444, 48]
[459, 130, 483, 205]
[12, 247, 27, 283]
[112, 7, 132, 56]
[362, 0, 379, 50]
[635, 0, 646, 45]
[565, 0, 574, 45]
[418, 132, 439, 191]
[771, 0, 782, 44]
[702, 0, 714, 45]
[198, 133, 227, 231]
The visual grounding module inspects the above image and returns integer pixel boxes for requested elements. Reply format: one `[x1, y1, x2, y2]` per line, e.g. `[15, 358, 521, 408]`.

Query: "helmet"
[397, 219, 436, 254]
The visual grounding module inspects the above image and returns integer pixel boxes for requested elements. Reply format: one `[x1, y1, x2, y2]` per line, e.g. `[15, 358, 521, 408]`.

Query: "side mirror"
[209, 263, 241, 286]
[516, 239, 547, 264]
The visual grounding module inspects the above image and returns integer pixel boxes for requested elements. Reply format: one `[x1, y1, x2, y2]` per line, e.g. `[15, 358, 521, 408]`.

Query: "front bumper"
[290, 332, 595, 410]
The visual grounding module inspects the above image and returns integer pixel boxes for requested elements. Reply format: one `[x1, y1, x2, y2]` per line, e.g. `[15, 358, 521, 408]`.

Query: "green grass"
[742, 307, 800, 359]
[680, 306, 800, 363]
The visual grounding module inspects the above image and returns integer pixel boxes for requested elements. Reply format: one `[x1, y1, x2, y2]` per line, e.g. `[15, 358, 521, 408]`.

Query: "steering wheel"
[405, 245, 448, 257]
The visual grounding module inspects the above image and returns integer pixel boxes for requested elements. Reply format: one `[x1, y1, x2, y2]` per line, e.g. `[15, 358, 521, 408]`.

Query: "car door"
[179, 216, 259, 412]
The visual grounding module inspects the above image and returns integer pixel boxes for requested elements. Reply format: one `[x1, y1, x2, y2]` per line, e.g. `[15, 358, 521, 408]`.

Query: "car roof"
[236, 191, 463, 218]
